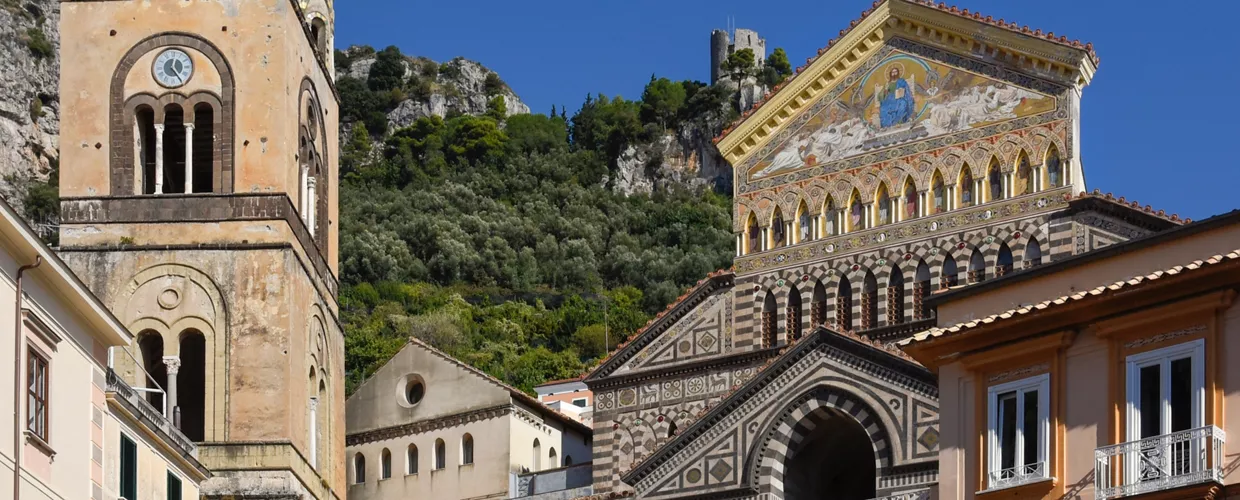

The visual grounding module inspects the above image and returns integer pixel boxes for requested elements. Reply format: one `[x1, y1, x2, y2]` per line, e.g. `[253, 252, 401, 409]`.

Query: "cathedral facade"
[585, 1, 1183, 498]
[55, 0, 344, 498]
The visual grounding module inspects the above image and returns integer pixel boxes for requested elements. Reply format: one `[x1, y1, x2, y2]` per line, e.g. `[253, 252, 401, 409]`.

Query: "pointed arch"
[848, 189, 865, 232]
[1015, 151, 1033, 195]
[997, 242, 1015, 277]
[1045, 144, 1064, 188]
[787, 284, 803, 341]
[762, 291, 778, 348]
[941, 253, 960, 289]
[861, 270, 879, 331]
[987, 158, 1004, 202]
[811, 280, 827, 329]
[959, 165, 975, 208]
[875, 183, 892, 226]
[771, 206, 787, 249]
[745, 211, 761, 255]
[1025, 236, 1044, 269]
[914, 260, 931, 320]
[836, 276, 853, 331]
[969, 247, 987, 283]
[886, 264, 905, 326]
[795, 199, 812, 244]
[823, 196, 840, 237]
[931, 170, 947, 214]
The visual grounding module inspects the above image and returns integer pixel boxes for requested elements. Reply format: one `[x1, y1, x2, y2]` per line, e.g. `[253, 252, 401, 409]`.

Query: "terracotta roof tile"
[1077, 190, 1187, 224]
[899, 248, 1240, 347]
[714, 0, 1098, 145]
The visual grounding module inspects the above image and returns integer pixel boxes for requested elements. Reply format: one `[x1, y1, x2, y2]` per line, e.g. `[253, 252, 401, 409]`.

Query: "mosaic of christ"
[748, 52, 1056, 180]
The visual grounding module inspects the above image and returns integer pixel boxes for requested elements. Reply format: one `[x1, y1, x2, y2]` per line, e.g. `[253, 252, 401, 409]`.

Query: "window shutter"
[167, 471, 183, 500]
[121, 434, 138, 500]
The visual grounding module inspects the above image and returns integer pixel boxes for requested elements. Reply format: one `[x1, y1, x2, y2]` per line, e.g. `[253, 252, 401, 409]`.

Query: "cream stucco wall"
[102, 414, 201, 500]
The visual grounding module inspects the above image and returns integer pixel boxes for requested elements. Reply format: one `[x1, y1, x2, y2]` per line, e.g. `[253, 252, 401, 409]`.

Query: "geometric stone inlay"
[709, 459, 733, 482]
[917, 426, 940, 450]
[698, 333, 717, 351]
[686, 468, 702, 484]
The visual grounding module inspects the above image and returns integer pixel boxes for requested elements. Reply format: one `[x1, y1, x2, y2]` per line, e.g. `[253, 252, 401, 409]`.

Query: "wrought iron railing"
[1095, 425, 1224, 499]
[986, 461, 1047, 490]
[867, 489, 932, 500]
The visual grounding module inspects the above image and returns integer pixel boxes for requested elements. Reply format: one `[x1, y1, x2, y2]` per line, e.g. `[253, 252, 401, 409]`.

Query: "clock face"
[153, 49, 194, 88]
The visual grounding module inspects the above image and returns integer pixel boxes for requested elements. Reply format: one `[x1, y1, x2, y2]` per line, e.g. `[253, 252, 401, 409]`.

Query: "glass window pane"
[998, 391, 1017, 470]
[1139, 364, 1162, 438]
[1022, 390, 1039, 467]
[1170, 357, 1193, 432]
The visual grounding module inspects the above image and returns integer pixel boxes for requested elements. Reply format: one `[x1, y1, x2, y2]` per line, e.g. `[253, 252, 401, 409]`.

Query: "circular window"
[398, 374, 426, 407]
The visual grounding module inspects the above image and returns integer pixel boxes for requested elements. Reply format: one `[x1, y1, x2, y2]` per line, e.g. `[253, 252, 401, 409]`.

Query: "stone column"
[300, 166, 309, 217]
[1002, 173, 1011, 199]
[785, 221, 793, 246]
[162, 356, 180, 424]
[309, 397, 319, 469]
[184, 123, 195, 194]
[307, 176, 318, 236]
[154, 124, 165, 194]
[735, 234, 742, 256]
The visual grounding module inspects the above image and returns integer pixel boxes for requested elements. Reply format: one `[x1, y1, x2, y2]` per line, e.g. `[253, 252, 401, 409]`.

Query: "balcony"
[1095, 426, 1225, 499]
[986, 461, 1047, 491]
[869, 490, 932, 500]
[105, 368, 197, 456]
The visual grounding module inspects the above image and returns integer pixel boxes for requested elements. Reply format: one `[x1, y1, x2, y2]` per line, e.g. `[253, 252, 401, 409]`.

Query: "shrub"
[25, 27, 53, 60]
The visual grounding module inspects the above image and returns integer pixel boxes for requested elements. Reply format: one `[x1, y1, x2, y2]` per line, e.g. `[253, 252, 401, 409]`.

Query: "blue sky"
[335, 0, 1240, 220]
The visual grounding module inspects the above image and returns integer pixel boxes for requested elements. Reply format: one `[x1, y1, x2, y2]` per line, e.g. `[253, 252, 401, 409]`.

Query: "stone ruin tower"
[57, 0, 345, 497]
[710, 28, 767, 84]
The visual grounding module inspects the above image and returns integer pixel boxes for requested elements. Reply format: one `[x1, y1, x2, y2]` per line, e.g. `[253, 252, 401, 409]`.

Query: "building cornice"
[345, 404, 512, 446]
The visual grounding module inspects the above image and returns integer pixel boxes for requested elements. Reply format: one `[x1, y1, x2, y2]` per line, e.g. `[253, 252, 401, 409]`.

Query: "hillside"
[0, 0, 59, 238]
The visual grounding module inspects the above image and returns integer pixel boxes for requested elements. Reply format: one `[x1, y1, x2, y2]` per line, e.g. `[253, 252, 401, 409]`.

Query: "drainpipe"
[13, 256, 41, 500]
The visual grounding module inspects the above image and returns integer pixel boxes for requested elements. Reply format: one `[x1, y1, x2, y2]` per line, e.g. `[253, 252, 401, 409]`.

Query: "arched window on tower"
[796, 201, 811, 244]
[532, 439, 542, 471]
[969, 248, 986, 284]
[317, 379, 327, 470]
[941, 255, 959, 289]
[876, 184, 891, 225]
[310, 17, 328, 57]
[746, 212, 761, 254]
[1015, 152, 1032, 196]
[307, 369, 318, 470]
[762, 292, 778, 348]
[137, 332, 166, 410]
[162, 103, 187, 194]
[836, 276, 852, 331]
[932, 171, 946, 214]
[823, 196, 839, 236]
[135, 105, 157, 195]
[1046, 145, 1063, 188]
[887, 264, 904, 326]
[192, 103, 215, 193]
[862, 271, 879, 331]
[959, 167, 975, 208]
[436, 439, 447, 470]
[787, 285, 803, 341]
[988, 159, 1004, 202]
[1025, 237, 1043, 269]
[771, 208, 786, 249]
[849, 190, 865, 232]
[914, 261, 931, 320]
[354, 453, 366, 484]
[811, 281, 827, 330]
[903, 178, 918, 220]
[549, 448, 558, 468]
[177, 330, 206, 441]
[997, 242, 1014, 277]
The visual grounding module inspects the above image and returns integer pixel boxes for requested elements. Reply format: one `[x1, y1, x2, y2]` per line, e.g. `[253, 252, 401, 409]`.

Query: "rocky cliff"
[0, 0, 60, 219]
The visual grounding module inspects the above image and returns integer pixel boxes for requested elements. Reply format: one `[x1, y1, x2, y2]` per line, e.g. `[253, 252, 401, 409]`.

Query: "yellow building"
[55, 0, 344, 498]
[0, 197, 208, 500]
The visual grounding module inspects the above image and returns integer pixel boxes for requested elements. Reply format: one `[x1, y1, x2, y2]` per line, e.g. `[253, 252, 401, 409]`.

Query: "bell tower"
[57, 0, 343, 498]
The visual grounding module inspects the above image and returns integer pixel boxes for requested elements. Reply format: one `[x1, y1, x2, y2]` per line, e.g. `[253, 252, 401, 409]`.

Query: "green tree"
[761, 47, 793, 87]
[485, 95, 507, 122]
[505, 113, 568, 156]
[445, 115, 507, 163]
[484, 72, 506, 96]
[720, 48, 757, 84]
[368, 45, 406, 92]
[639, 76, 687, 130]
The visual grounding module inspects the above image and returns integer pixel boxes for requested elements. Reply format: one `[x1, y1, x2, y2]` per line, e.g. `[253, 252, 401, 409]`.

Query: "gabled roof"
[0, 198, 131, 346]
[401, 337, 594, 436]
[621, 325, 933, 485]
[902, 247, 1240, 348]
[714, 0, 1098, 163]
[583, 270, 734, 383]
[927, 206, 1240, 306]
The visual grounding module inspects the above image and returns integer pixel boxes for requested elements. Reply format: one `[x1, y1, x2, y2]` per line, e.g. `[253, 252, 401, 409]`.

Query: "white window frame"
[985, 373, 1051, 490]
[1124, 339, 1205, 442]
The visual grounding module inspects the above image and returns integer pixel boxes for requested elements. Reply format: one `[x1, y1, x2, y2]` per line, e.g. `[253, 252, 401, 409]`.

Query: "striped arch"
[612, 419, 636, 486]
[751, 387, 893, 496]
